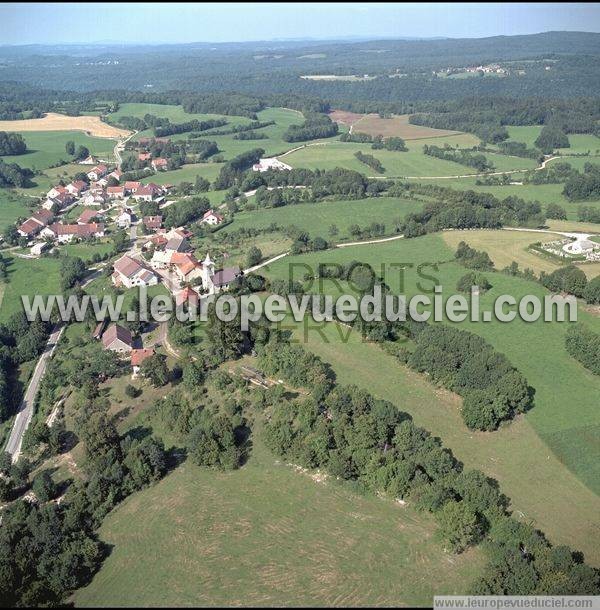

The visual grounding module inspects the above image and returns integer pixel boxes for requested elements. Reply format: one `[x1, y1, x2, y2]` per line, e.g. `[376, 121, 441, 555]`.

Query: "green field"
[0, 190, 34, 231]
[230, 196, 419, 240]
[141, 162, 225, 186]
[73, 427, 483, 607]
[2, 131, 116, 170]
[281, 138, 536, 178]
[261, 233, 600, 565]
[505, 126, 600, 155]
[0, 255, 63, 322]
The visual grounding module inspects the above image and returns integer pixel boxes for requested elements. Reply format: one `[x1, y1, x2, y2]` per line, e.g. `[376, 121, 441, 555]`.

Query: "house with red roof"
[124, 181, 142, 194]
[77, 209, 100, 224]
[201, 209, 224, 226]
[132, 183, 162, 202]
[66, 180, 88, 197]
[131, 348, 155, 376]
[143, 215, 163, 231]
[112, 254, 158, 288]
[107, 186, 125, 199]
[151, 158, 168, 171]
[87, 164, 108, 181]
[41, 223, 105, 243]
[138, 152, 152, 162]
[176, 286, 200, 309]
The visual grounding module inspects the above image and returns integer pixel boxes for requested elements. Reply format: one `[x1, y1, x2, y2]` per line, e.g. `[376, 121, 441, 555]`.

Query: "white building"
[252, 157, 292, 172]
[112, 255, 158, 288]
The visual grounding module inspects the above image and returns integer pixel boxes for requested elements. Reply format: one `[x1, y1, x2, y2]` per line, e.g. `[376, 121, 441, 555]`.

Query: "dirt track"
[0, 112, 131, 138]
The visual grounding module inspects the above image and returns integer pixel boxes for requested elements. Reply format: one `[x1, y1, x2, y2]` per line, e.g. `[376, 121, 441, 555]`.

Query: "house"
[17, 209, 54, 238]
[112, 254, 158, 288]
[151, 158, 168, 171]
[18, 218, 44, 238]
[66, 180, 88, 197]
[171, 252, 203, 284]
[30, 241, 51, 257]
[211, 266, 242, 292]
[87, 164, 108, 181]
[142, 215, 163, 231]
[42, 191, 74, 212]
[132, 183, 162, 202]
[108, 169, 122, 182]
[143, 234, 168, 251]
[77, 209, 100, 224]
[165, 234, 191, 254]
[131, 348, 155, 377]
[201, 209, 224, 226]
[41, 223, 105, 243]
[124, 181, 141, 194]
[79, 154, 98, 165]
[102, 324, 133, 353]
[46, 185, 68, 199]
[116, 209, 133, 228]
[138, 152, 152, 162]
[252, 157, 292, 172]
[176, 286, 200, 309]
[81, 191, 107, 207]
[107, 186, 126, 199]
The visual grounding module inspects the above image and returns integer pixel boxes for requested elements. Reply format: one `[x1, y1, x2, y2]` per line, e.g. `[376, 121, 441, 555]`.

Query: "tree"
[246, 246, 262, 268]
[65, 140, 75, 156]
[583, 275, 600, 304]
[74, 145, 89, 160]
[435, 500, 481, 553]
[32, 470, 57, 502]
[182, 361, 205, 392]
[140, 353, 170, 387]
[187, 415, 241, 470]
[546, 203, 567, 220]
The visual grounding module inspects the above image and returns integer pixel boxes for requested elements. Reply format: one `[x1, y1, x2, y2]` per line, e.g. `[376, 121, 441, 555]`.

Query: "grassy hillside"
[262, 233, 600, 564]
[73, 427, 483, 607]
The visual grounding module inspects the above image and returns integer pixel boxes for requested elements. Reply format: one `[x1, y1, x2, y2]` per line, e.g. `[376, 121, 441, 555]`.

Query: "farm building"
[102, 324, 133, 353]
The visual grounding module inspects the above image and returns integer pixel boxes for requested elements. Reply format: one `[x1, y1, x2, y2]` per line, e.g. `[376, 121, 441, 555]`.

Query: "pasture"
[1, 131, 116, 170]
[141, 162, 224, 186]
[0, 190, 34, 231]
[262, 233, 600, 564]
[280, 139, 536, 178]
[0, 113, 129, 138]
[73, 429, 483, 607]
[505, 126, 600, 155]
[230, 196, 419, 240]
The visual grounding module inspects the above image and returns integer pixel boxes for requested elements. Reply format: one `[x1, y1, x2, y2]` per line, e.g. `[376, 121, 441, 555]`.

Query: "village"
[14, 144, 245, 379]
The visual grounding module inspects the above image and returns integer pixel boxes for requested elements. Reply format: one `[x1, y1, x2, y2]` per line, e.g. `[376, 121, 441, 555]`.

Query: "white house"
[201, 209, 224, 226]
[116, 209, 133, 229]
[41, 223, 105, 244]
[112, 255, 158, 288]
[87, 164, 108, 181]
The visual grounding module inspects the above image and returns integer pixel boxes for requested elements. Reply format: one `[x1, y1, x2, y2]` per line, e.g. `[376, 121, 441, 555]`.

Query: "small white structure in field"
[252, 158, 292, 172]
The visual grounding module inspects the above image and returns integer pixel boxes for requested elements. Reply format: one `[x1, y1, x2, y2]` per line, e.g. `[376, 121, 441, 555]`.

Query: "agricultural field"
[0, 190, 34, 231]
[280, 138, 535, 178]
[73, 429, 484, 607]
[230, 196, 419, 240]
[262, 234, 600, 565]
[351, 113, 466, 140]
[1, 130, 117, 170]
[0, 112, 130, 138]
[505, 126, 600, 155]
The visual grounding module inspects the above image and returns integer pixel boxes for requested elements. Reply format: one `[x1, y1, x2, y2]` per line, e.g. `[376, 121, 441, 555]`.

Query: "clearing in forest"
[352, 113, 465, 140]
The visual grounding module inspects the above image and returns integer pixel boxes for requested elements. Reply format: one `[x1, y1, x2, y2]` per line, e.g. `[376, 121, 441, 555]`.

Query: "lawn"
[73, 426, 483, 607]
[261, 233, 600, 565]
[1, 130, 116, 170]
[230, 196, 420, 241]
[281, 138, 536, 178]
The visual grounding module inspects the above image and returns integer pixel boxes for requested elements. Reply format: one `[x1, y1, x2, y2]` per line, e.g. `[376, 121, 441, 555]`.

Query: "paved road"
[4, 324, 64, 461]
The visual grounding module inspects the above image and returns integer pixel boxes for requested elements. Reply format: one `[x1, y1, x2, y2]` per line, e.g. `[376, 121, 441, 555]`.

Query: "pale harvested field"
[442, 229, 600, 278]
[328, 109, 365, 126]
[0, 113, 131, 138]
[352, 113, 467, 140]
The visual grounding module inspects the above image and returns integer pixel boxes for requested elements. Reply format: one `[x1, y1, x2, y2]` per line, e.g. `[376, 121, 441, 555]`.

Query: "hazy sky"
[1, 2, 600, 45]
